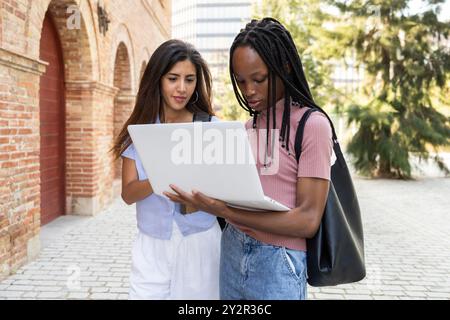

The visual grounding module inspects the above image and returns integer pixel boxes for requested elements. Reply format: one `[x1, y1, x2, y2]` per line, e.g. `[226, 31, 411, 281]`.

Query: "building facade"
[172, 0, 253, 98]
[0, 0, 171, 280]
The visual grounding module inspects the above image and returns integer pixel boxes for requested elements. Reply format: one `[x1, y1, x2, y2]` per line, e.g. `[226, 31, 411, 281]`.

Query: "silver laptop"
[127, 121, 290, 212]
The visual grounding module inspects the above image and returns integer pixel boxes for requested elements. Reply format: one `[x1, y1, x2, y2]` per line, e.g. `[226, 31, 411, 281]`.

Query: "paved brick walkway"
[0, 176, 449, 300]
[309, 177, 450, 300]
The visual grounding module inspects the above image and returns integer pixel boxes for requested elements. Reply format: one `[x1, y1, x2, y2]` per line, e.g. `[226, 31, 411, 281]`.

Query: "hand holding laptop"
[128, 121, 290, 212]
[164, 184, 230, 217]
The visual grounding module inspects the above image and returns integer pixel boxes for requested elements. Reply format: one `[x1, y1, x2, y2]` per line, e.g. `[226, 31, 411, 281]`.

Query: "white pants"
[129, 221, 222, 300]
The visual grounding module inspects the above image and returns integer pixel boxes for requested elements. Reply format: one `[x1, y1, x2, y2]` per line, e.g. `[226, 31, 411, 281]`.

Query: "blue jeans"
[220, 223, 308, 300]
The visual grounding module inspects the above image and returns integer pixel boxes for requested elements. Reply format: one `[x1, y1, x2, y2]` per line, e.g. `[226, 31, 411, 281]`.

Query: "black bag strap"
[193, 111, 212, 122]
[304, 105, 339, 142]
[295, 108, 347, 169]
[295, 108, 319, 163]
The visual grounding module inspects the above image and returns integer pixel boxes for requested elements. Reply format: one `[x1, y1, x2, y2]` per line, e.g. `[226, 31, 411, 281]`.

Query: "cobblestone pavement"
[0, 176, 449, 300]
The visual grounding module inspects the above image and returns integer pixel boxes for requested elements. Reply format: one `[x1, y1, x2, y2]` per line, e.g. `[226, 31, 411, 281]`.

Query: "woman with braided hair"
[165, 18, 334, 300]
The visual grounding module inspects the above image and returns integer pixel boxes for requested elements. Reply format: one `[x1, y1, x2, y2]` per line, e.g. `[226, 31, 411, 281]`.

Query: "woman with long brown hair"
[112, 39, 221, 300]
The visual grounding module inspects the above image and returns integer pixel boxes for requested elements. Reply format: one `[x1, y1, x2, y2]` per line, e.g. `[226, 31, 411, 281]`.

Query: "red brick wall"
[0, 0, 171, 280]
[0, 49, 45, 278]
[1, 0, 28, 54]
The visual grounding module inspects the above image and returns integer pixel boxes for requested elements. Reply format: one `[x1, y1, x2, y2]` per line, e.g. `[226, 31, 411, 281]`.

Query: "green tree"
[214, 71, 249, 122]
[253, 0, 335, 108]
[217, 0, 336, 120]
[328, 0, 450, 178]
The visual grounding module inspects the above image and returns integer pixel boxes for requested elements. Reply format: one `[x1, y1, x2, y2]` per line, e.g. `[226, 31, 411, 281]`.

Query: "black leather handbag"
[295, 108, 366, 286]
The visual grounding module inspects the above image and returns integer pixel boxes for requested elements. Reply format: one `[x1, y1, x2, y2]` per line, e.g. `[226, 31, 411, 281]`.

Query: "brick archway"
[113, 42, 134, 180]
[138, 46, 150, 84]
[139, 60, 147, 82]
[33, 0, 110, 216]
[36, 0, 98, 223]
[139, 46, 151, 79]
[39, 11, 66, 225]
[27, 0, 98, 81]
[109, 24, 137, 192]
[0, 0, 172, 280]
[110, 24, 136, 93]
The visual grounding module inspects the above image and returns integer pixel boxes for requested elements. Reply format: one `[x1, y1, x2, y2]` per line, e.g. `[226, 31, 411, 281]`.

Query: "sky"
[320, 0, 449, 22]
[408, 0, 450, 21]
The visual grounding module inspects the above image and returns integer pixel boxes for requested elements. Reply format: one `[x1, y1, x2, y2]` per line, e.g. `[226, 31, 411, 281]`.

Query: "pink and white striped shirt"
[229, 98, 333, 251]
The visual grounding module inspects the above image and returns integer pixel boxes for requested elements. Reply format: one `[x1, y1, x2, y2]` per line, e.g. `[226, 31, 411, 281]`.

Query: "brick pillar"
[64, 81, 118, 216]
[113, 94, 135, 179]
[0, 48, 47, 279]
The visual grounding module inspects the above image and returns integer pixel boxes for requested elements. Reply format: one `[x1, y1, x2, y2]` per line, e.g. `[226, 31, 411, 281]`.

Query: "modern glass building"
[172, 0, 254, 99]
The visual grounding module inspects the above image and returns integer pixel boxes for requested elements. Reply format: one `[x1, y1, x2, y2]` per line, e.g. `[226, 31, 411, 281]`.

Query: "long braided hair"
[230, 17, 329, 160]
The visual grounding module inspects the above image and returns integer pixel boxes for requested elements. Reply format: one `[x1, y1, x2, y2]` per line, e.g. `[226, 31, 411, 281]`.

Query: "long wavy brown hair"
[111, 39, 214, 159]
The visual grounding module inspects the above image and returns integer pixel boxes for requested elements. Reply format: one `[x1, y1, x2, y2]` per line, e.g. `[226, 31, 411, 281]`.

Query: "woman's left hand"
[163, 185, 228, 217]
